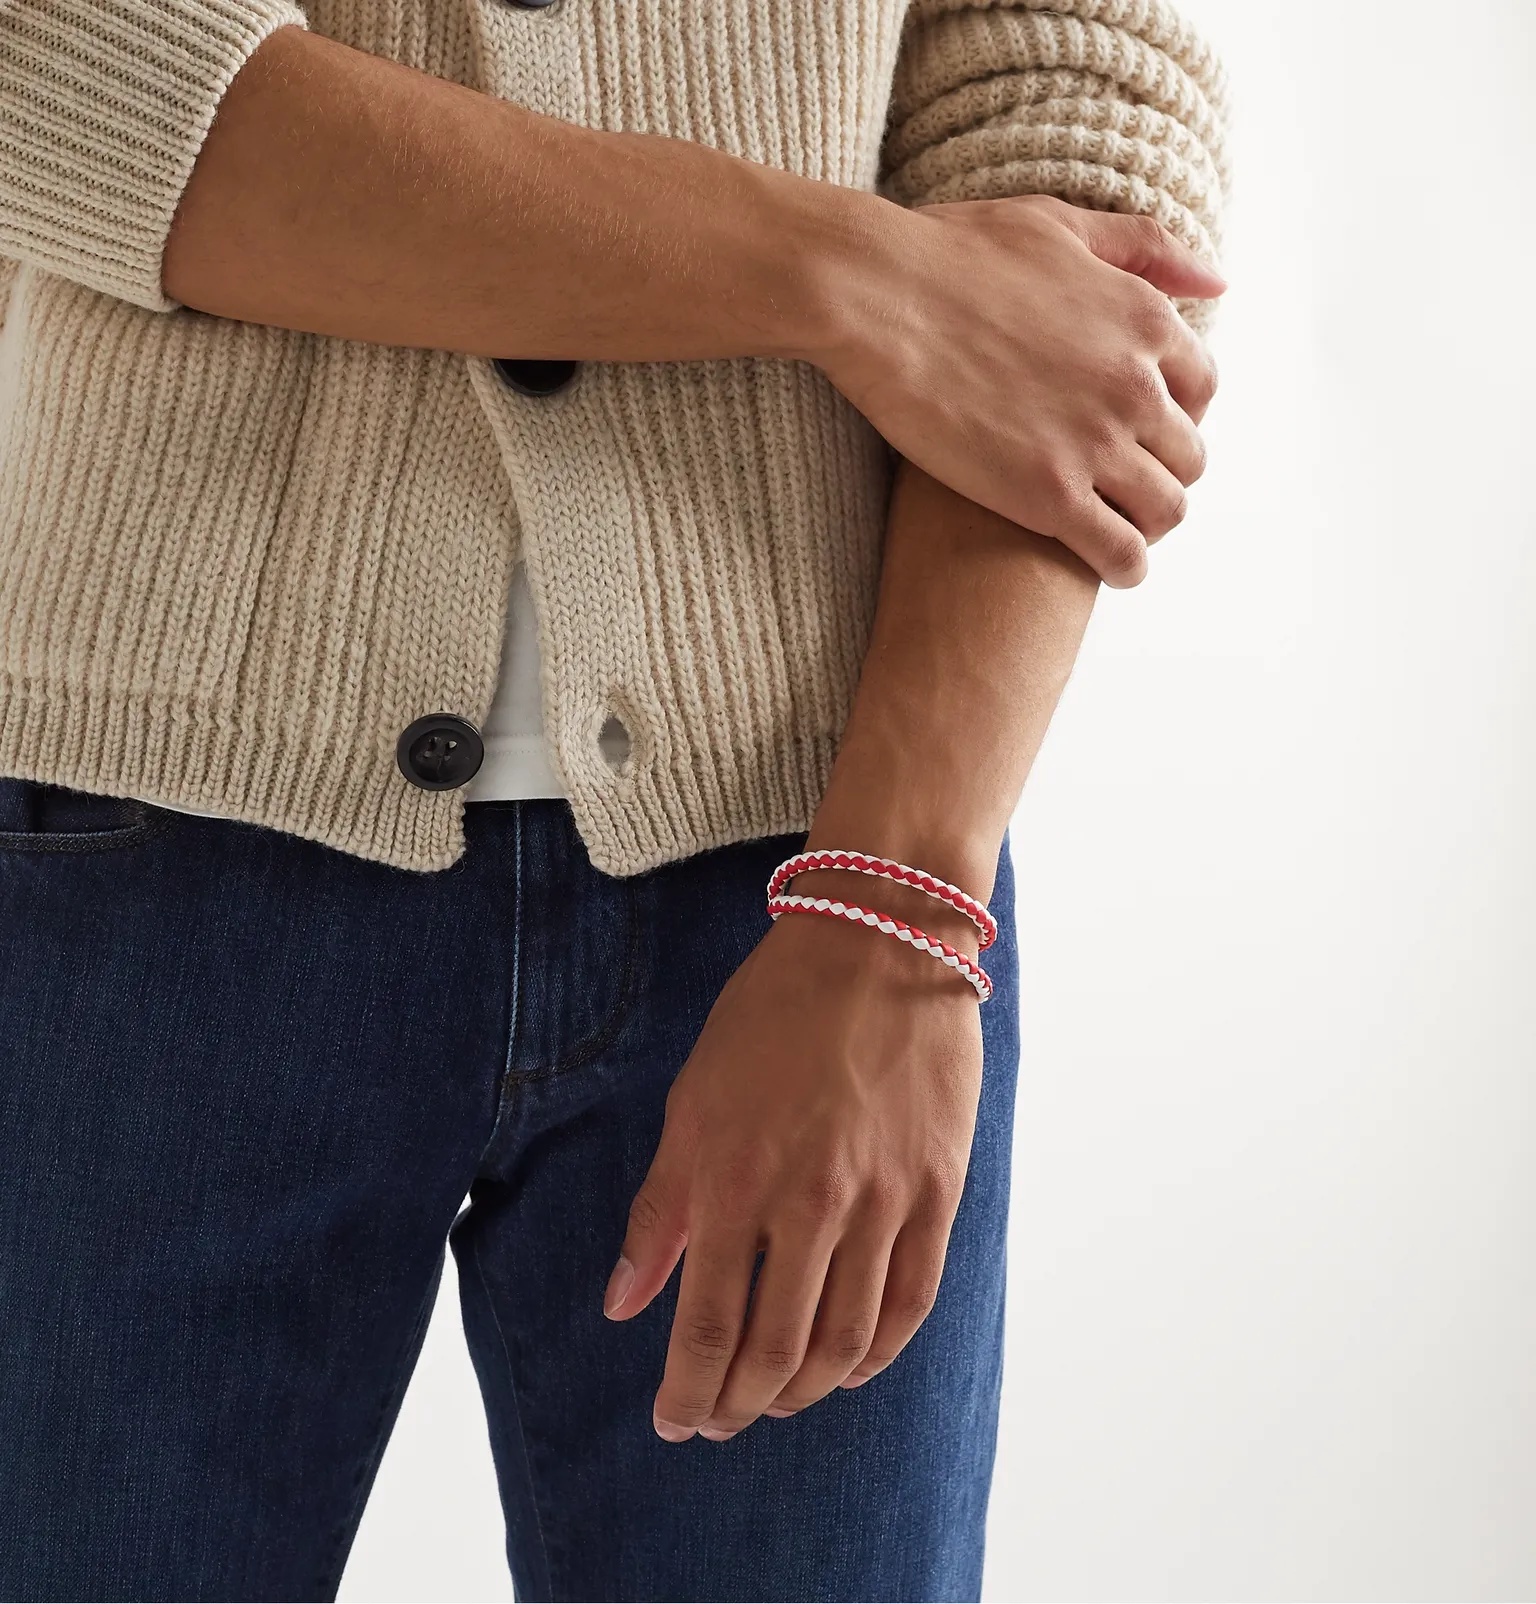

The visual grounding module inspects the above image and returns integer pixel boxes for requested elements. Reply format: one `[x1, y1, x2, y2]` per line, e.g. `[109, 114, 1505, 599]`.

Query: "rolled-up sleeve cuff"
[0, 0, 309, 311]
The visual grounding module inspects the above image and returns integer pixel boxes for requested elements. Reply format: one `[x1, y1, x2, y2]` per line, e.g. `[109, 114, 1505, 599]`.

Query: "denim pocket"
[0, 777, 171, 853]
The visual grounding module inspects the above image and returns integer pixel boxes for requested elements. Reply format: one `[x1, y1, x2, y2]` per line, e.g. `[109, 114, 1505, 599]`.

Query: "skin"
[160, 20, 1226, 1440]
[607, 462, 1107, 1440]
[166, 23, 1223, 588]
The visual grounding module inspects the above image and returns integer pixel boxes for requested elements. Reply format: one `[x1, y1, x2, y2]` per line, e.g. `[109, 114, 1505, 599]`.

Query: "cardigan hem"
[0, 675, 839, 879]
[0, 676, 465, 873]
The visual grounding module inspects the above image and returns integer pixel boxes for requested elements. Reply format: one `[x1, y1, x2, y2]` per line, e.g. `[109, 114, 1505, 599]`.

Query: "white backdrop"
[342, 1, 1536, 1597]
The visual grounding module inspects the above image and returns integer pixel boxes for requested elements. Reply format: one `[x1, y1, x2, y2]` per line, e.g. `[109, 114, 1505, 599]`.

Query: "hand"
[603, 894, 984, 1442]
[817, 193, 1225, 588]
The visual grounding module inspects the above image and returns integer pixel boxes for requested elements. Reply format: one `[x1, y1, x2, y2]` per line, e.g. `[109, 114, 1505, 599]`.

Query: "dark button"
[493, 357, 579, 397]
[397, 714, 484, 791]
[505, 0, 559, 7]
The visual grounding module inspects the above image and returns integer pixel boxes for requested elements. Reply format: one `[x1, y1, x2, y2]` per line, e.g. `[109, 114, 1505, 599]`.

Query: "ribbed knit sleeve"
[879, 0, 1231, 334]
[0, 0, 309, 312]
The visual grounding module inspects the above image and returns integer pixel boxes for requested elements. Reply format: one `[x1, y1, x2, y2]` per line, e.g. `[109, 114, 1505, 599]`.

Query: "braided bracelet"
[766, 848, 997, 951]
[766, 893, 994, 1002]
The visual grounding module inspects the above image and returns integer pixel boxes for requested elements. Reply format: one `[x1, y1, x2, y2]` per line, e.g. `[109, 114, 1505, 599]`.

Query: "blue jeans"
[0, 778, 1020, 1603]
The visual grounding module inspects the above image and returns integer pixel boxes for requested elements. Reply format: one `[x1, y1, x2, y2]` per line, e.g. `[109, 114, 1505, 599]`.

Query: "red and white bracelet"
[766, 849, 998, 950]
[765, 849, 996, 1002]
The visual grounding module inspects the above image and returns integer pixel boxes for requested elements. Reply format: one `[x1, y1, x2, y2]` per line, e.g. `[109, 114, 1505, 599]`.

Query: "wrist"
[760, 180, 908, 369]
[776, 864, 986, 964]
[787, 818, 1002, 963]
[763, 884, 986, 1003]
[805, 769, 1003, 907]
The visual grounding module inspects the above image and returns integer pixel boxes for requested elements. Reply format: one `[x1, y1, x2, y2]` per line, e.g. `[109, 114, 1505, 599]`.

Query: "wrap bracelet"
[765, 850, 996, 1002]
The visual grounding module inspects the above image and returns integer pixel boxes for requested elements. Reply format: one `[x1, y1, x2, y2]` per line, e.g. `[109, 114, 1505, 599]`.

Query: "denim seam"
[313, 1258, 444, 1599]
[470, 1230, 556, 1599]
[479, 805, 528, 1160]
[502, 806, 525, 1087]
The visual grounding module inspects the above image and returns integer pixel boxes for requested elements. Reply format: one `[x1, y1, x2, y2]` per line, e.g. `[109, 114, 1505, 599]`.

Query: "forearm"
[162, 24, 864, 361]
[804, 458, 1099, 953]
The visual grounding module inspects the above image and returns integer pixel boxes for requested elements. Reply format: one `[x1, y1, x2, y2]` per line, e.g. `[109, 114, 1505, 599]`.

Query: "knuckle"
[913, 1163, 964, 1224]
[1107, 351, 1166, 416]
[1145, 486, 1188, 545]
[679, 1317, 737, 1365]
[626, 1186, 665, 1238]
[793, 1164, 856, 1225]
[819, 1322, 876, 1366]
[1185, 432, 1209, 484]
[889, 1252, 946, 1326]
[1042, 458, 1094, 511]
[860, 1173, 905, 1221]
[745, 1337, 806, 1378]
[892, 1282, 940, 1327]
[1129, 210, 1170, 250]
[929, 1148, 967, 1201]
[1098, 525, 1146, 582]
[1129, 282, 1178, 342]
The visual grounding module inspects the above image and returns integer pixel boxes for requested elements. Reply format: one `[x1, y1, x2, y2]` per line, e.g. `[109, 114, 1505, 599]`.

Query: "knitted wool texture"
[0, 0, 1228, 876]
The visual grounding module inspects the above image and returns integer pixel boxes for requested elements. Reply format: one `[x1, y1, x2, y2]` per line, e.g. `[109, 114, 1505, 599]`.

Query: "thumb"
[1073, 209, 1227, 300]
[604, 1134, 692, 1320]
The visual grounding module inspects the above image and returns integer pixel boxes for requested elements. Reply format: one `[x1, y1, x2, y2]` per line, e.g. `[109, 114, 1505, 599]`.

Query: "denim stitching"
[504, 805, 524, 1088]
[0, 805, 173, 855]
[479, 806, 528, 1156]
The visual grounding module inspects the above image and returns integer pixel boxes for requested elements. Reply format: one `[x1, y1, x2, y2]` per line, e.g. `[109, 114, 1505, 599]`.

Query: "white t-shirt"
[137, 561, 566, 819]
[463, 560, 565, 801]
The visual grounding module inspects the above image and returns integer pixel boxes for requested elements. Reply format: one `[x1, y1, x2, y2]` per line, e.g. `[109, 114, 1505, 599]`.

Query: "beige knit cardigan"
[0, 0, 1229, 877]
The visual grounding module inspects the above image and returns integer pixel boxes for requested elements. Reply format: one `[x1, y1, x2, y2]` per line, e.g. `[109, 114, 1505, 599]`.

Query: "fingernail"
[765, 1407, 794, 1419]
[698, 1426, 737, 1442]
[603, 1255, 634, 1318]
[840, 1372, 874, 1389]
[654, 1416, 695, 1443]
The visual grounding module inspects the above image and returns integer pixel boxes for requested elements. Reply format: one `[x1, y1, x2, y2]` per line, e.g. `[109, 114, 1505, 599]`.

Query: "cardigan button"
[504, 0, 559, 7]
[493, 358, 579, 397]
[397, 714, 485, 791]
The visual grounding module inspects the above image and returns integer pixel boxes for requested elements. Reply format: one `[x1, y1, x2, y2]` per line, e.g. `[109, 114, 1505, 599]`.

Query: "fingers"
[1139, 398, 1208, 491]
[701, 1229, 836, 1438]
[1067, 206, 1227, 301]
[605, 1141, 691, 1321]
[652, 1227, 757, 1442]
[839, 1221, 949, 1389]
[1047, 487, 1149, 589]
[1095, 295, 1212, 550]
[1096, 447, 1190, 547]
[662, 1218, 948, 1438]
[765, 1225, 896, 1416]
[1160, 324, 1220, 426]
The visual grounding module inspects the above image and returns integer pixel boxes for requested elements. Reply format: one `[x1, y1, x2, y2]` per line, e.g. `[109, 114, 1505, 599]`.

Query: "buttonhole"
[598, 713, 632, 774]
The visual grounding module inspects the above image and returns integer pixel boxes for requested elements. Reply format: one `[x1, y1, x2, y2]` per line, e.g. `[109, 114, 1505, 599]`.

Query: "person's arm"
[604, 456, 1101, 1441]
[153, 24, 1218, 585]
[4, 6, 1219, 581]
[594, 0, 1230, 1439]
